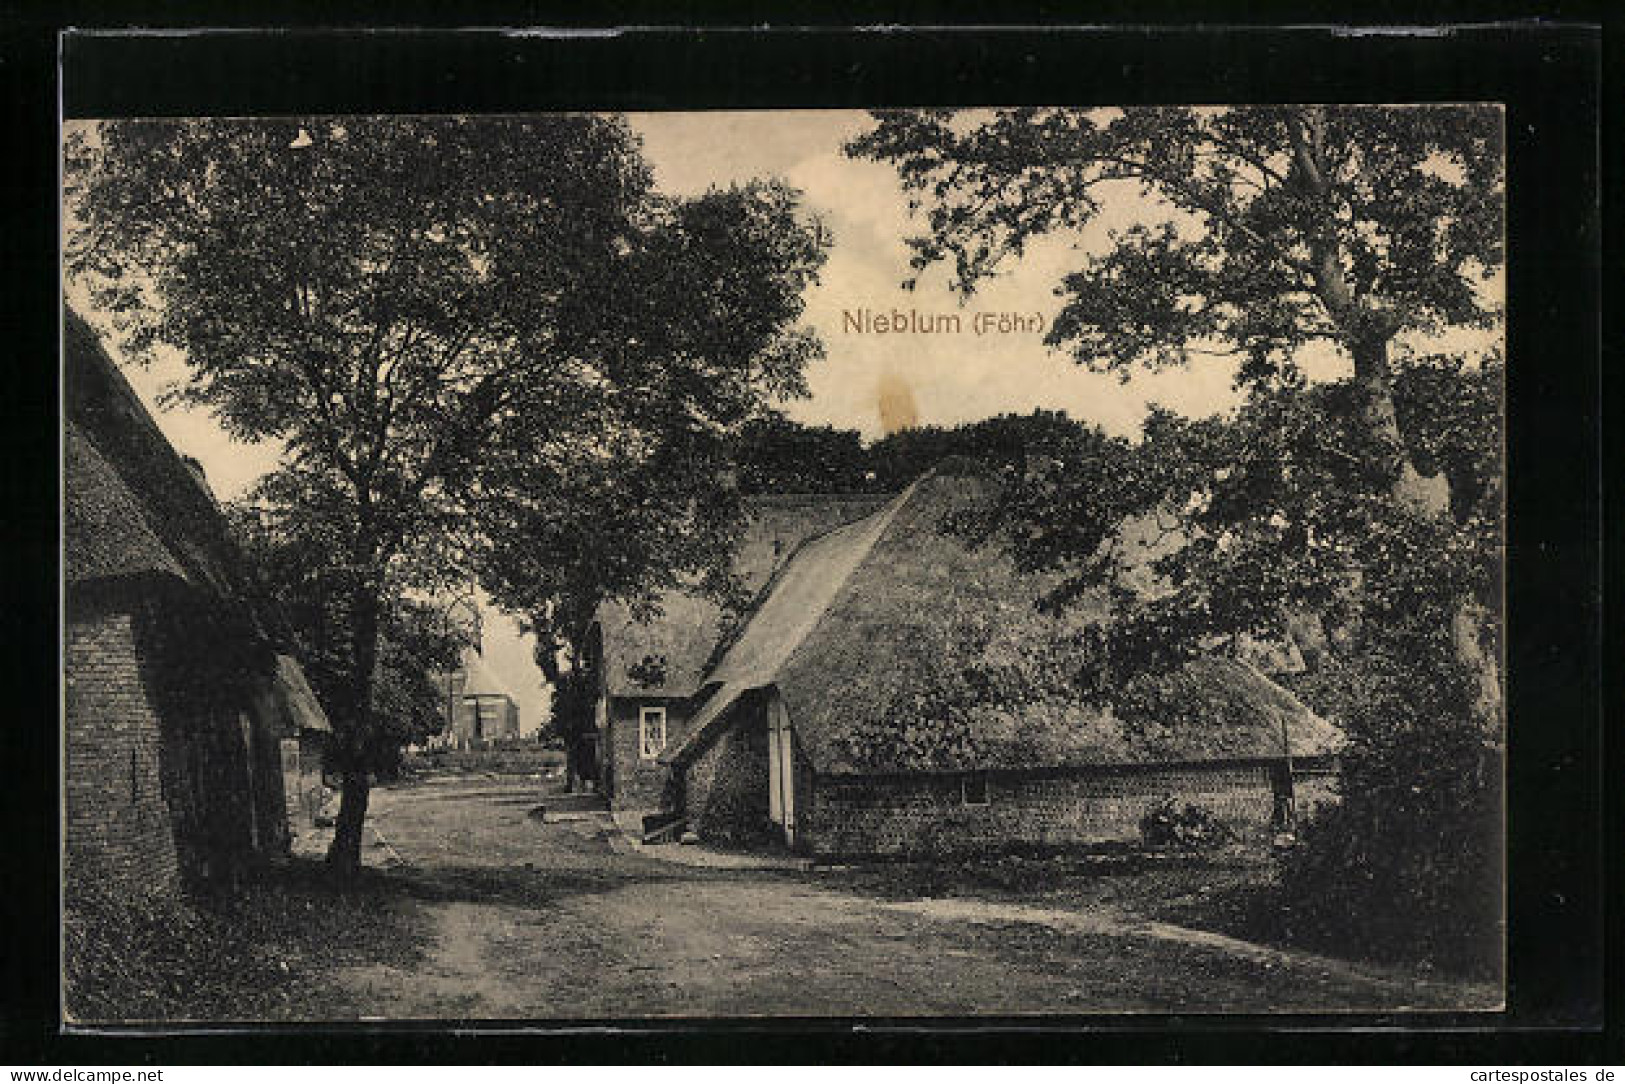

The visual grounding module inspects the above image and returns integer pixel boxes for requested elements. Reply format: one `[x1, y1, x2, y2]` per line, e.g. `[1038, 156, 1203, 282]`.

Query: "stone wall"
[801, 761, 1332, 858]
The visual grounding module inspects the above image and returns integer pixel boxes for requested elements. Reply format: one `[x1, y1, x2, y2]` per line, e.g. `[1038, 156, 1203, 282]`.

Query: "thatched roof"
[667, 465, 1341, 775]
[596, 493, 893, 698]
[63, 309, 332, 733]
[597, 591, 728, 699]
[251, 654, 334, 736]
[64, 423, 188, 586]
[64, 310, 247, 598]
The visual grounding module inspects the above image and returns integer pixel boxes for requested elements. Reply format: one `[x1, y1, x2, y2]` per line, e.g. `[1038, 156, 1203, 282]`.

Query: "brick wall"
[63, 598, 183, 893]
[602, 696, 687, 811]
[684, 696, 773, 844]
[65, 583, 291, 897]
[801, 762, 1320, 858]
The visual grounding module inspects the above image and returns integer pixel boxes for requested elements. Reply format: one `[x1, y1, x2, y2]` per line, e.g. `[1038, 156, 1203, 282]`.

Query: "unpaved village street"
[308, 776, 1495, 1019]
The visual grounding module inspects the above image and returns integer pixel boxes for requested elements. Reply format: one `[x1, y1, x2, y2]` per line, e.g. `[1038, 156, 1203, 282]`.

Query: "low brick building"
[63, 310, 330, 894]
[655, 465, 1343, 857]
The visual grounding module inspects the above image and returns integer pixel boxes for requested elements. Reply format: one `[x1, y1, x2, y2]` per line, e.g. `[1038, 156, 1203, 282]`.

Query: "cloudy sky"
[68, 110, 1498, 731]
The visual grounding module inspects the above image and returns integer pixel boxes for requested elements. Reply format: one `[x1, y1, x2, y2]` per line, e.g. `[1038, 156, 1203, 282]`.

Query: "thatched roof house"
[594, 461, 1340, 856]
[590, 493, 891, 808]
[63, 309, 328, 894]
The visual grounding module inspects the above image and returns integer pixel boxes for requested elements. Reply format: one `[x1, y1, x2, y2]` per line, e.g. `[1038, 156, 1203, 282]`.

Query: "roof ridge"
[66, 311, 225, 519]
[699, 487, 911, 673]
[709, 474, 923, 685]
[663, 477, 927, 766]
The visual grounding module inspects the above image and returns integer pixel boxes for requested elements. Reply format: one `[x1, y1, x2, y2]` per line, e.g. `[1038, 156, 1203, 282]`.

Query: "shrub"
[1276, 648, 1503, 977]
[63, 861, 428, 1022]
[1139, 798, 1235, 851]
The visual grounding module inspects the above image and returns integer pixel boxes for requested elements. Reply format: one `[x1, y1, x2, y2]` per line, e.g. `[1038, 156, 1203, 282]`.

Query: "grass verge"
[63, 858, 429, 1023]
[831, 843, 1496, 983]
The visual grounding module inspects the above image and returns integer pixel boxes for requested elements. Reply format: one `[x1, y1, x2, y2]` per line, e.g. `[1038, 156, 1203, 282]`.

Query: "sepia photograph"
[60, 104, 1506, 1023]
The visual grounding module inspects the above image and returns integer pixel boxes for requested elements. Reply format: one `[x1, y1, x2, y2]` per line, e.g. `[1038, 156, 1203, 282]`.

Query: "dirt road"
[320, 776, 1494, 1019]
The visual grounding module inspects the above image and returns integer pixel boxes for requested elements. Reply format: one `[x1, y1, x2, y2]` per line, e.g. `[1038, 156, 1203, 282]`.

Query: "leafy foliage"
[827, 623, 990, 773]
[731, 408, 1109, 497]
[470, 180, 829, 763]
[228, 490, 467, 773]
[626, 653, 671, 689]
[735, 410, 874, 493]
[1277, 648, 1503, 975]
[1139, 799, 1236, 851]
[63, 864, 425, 1022]
[940, 369, 1503, 973]
[849, 106, 1502, 388]
[848, 105, 1507, 966]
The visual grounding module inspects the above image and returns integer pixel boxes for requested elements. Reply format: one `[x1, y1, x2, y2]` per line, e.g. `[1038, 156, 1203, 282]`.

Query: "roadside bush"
[400, 745, 565, 777]
[1276, 648, 1502, 977]
[1139, 799, 1235, 851]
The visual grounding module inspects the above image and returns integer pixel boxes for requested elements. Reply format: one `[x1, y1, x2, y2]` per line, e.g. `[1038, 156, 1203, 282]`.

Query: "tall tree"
[227, 493, 468, 776]
[66, 116, 826, 873]
[472, 179, 827, 783]
[848, 105, 1504, 714]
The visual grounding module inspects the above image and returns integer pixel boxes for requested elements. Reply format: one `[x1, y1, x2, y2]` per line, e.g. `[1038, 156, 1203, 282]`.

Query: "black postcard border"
[3, 10, 1612, 1065]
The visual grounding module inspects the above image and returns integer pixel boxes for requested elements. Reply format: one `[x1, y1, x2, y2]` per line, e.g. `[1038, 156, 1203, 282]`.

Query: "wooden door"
[766, 691, 796, 847]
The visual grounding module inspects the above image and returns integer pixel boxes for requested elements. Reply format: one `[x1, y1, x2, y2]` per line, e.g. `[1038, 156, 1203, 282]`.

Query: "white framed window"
[638, 706, 667, 759]
[961, 771, 990, 807]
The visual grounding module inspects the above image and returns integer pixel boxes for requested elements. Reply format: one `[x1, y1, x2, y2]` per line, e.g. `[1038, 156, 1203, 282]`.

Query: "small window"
[961, 771, 990, 806]
[639, 706, 667, 759]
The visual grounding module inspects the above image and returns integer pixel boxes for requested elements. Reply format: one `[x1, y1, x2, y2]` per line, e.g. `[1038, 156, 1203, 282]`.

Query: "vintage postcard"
[61, 105, 1505, 1022]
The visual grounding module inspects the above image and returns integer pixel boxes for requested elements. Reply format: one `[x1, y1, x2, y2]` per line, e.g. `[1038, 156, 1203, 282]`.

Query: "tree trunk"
[325, 569, 383, 878]
[1350, 336, 1450, 517]
[1292, 107, 1450, 518]
[327, 769, 372, 878]
[1289, 109, 1500, 728]
[1351, 335, 1501, 725]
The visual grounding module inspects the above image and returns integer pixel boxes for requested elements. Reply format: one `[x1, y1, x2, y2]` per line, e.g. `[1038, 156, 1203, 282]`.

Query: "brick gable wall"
[601, 696, 687, 811]
[683, 696, 773, 844]
[64, 582, 291, 897]
[64, 598, 183, 891]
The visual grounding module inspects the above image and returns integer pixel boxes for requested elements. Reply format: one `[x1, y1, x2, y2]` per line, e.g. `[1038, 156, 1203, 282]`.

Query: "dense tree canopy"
[228, 495, 467, 774]
[66, 115, 827, 870]
[731, 408, 1101, 496]
[849, 105, 1503, 507]
[851, 106, 1505, 969]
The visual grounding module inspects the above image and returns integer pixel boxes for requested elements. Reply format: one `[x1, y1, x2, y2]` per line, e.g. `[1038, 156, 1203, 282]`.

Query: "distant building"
[63, 310, 331, 894]
[432, 648, 521, 749]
